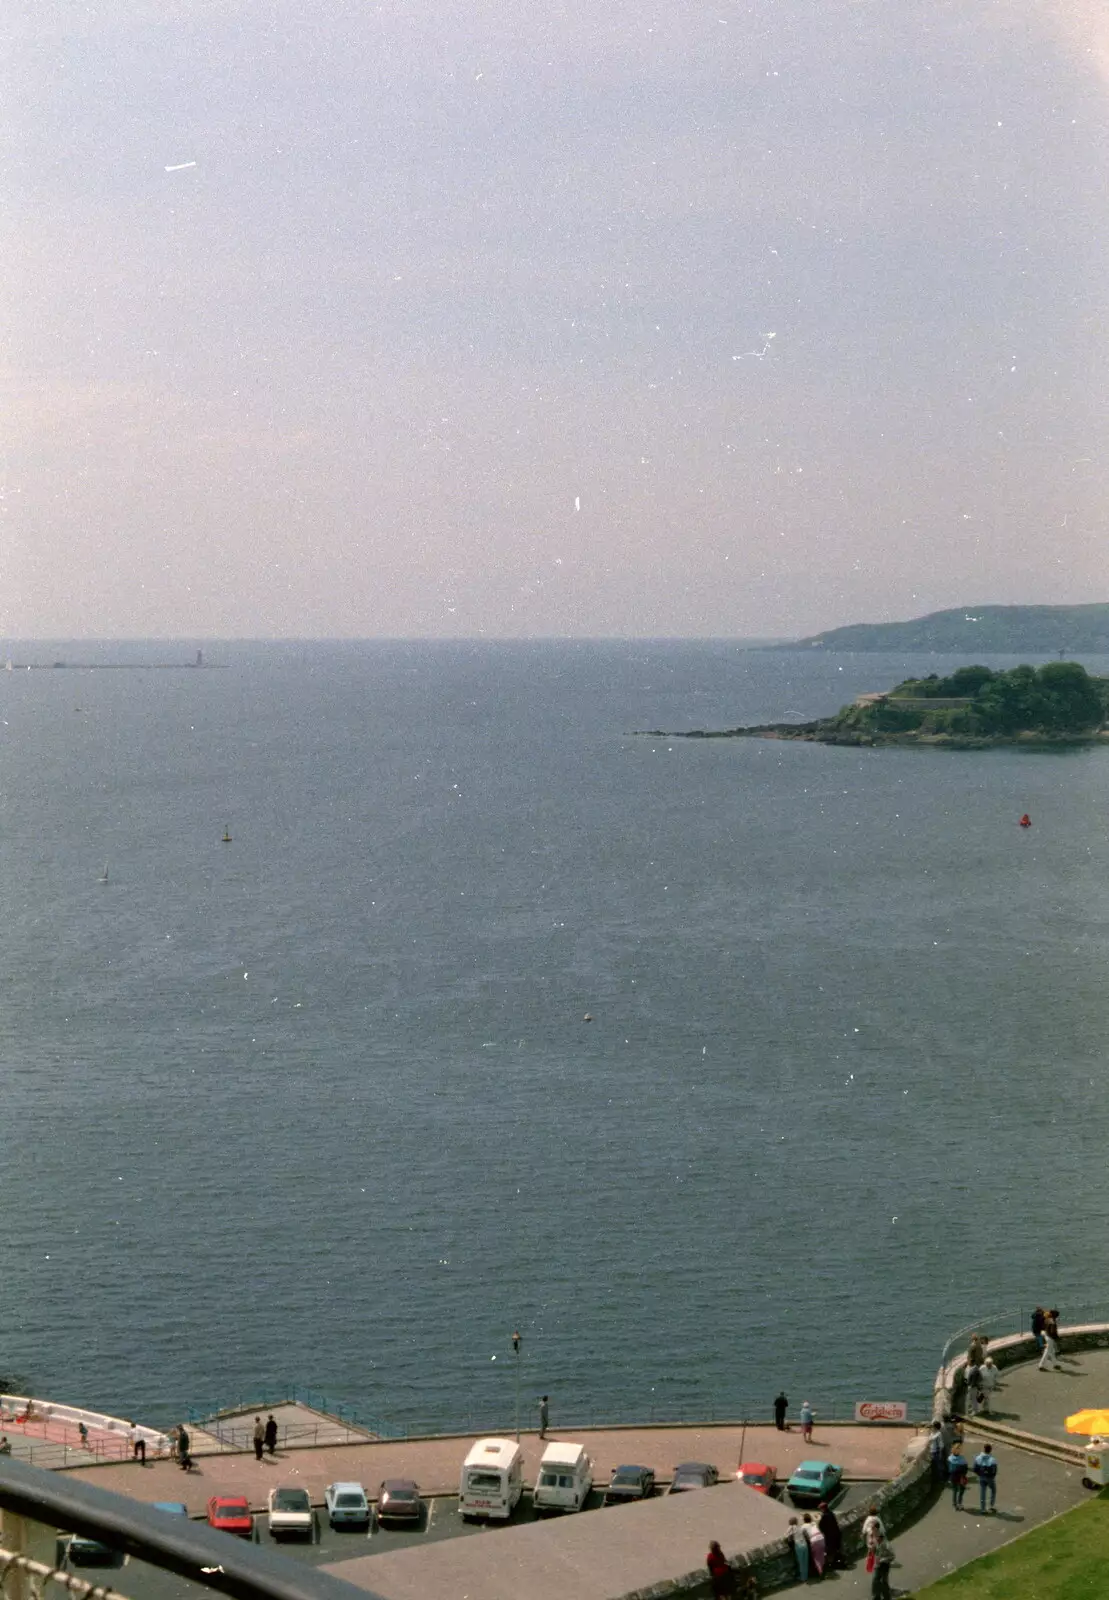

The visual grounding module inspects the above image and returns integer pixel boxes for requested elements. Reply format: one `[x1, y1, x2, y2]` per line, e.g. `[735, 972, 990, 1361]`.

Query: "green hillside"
[788, 603, 1109, 653]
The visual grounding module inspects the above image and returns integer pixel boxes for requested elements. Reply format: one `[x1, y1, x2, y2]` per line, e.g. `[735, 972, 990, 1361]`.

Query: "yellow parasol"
[1065, 1409, 1109, 1436]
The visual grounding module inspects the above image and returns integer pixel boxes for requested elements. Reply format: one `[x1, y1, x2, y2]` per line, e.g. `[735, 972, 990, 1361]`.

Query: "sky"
[6, 0, 1109, 639]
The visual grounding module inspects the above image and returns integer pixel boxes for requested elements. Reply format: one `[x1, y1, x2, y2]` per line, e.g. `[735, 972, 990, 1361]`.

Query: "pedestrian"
[538, 1395, 549, 1439]
[967, 1334, 985, 1369]
[176, 1425, 191, 1471]
[973, 1442, 998, 1512]
[252, 1415, 264, 1461]
[871, 1535, 894, 1600]
[980, 1357, 1000, 1412]
[773, 1391, 789, 1431]
[947, 1444, 968, 1508]
[817, 1502, 843, 1570]
[0, 1438, 11, 1457]
[264, 1414, 278, 1457]
[1039, 1322, 1060, 1371]
[786, 1517, 809, 1582]
[965, 1381, 984, 1419]
[737, 1572, 759, 1600]
[706, 1541, 736, 1600]
[928, 1421, 947, 1481]
[862, 1504, 886, 1553]
[800, 1400, 814, 1443]
[802, 1512, 826, 1577]
[77, 1422, 89, 1450]
[1047, 1309, 1061, 1350]
[1031, 1306, 1046, 1351]
[132, 1426, 146, 1465]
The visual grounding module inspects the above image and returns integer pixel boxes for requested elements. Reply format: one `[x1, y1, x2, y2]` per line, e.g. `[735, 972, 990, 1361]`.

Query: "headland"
[780, 601, 1109, 653]
[641, 661, 1109, 749]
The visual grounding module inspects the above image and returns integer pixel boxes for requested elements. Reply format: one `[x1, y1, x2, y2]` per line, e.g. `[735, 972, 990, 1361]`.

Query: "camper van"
[533, 1441, 594, 1513]
[458, 1438, 524, 1521]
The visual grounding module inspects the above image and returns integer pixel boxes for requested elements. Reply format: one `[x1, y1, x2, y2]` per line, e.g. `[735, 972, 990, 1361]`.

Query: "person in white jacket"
[980, 1357, 1000, 1410]
[1039, 1331, 1060, 1371]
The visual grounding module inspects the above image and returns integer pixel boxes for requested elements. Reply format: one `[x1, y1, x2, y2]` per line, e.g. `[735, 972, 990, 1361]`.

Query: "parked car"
[66, 1535, 123, 1567]
[668, 1462, 719, 1493]
[786, 1460, 843, 1505]
[267, 1486, 314, 1539]
[603, 1465, 656, 1505]
[207, 1496, 254, 1538]
[376, 1480, 423, 1526]
[736, 1461, 777, 1495]
[324, 1482, 371, 1529]
[152, 1503, 189, 1517]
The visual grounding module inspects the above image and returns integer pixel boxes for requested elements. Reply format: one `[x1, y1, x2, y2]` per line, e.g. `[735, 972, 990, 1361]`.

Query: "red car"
[736, 1461, 777, 1495]
[207, 1496, 254, 1538]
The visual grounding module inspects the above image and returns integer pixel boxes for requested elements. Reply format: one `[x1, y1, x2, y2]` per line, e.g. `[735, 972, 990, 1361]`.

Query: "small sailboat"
[221, 827, 232, 843]
[98, 864, 109, 883]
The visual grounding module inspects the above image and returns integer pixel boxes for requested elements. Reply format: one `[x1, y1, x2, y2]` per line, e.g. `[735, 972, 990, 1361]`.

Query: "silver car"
[324, 1482, 370, 1529]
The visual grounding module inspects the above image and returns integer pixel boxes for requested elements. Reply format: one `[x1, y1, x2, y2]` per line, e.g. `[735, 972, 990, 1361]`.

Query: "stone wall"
[615, 1447, 933, 1600]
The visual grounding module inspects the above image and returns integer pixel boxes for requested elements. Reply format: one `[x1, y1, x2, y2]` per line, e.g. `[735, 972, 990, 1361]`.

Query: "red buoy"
[1019, 813, 1032, 828]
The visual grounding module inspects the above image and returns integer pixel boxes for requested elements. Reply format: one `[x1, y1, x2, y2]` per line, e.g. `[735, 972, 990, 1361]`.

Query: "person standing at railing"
[264, 1415, 278, 1457]
[253, 1416, 265, 1461]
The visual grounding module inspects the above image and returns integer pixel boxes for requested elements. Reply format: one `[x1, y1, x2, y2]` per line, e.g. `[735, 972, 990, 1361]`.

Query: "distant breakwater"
[4, 662, 225, 671]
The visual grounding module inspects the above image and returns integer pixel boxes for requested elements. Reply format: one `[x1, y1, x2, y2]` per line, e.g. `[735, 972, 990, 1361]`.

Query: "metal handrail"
[0, 1458, 385, 1600]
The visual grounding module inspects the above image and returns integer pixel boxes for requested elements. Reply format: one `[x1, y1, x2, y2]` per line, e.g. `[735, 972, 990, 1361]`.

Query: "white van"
[533, 1441, 594, 1513]
[459, 1438, 524, 1521]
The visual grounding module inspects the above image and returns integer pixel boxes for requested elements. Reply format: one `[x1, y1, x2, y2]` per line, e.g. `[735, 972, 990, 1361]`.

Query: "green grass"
[912, 1490, 1109, 1598]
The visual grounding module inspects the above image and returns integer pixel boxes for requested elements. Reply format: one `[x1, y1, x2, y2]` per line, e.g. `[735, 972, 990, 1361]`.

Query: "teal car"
[786, 1460, 842, 1504]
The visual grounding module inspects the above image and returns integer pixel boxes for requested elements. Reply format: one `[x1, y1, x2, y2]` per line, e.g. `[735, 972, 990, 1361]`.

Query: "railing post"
[0, 1511, 56, 1600]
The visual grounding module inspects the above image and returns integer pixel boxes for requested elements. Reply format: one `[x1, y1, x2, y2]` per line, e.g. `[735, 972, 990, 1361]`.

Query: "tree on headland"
[864, 661, 1106, 738]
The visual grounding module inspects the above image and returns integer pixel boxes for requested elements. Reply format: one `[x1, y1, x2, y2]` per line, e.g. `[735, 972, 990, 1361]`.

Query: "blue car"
[786, 1460, 842, 1505]
[152, 1503, 189, 1517]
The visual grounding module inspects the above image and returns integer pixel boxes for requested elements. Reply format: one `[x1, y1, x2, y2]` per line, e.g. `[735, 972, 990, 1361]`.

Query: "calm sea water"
[3, 641, 1109, 1433]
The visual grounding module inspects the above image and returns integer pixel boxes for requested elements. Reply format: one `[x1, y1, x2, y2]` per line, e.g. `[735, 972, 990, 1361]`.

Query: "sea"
[3, 640, 1109, 1436]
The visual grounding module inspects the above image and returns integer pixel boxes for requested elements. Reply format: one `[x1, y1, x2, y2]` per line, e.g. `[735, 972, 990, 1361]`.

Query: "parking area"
[62, 1474, 885, 1600]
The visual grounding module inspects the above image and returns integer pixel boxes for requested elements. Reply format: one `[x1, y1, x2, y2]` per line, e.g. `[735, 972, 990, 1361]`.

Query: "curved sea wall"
[0, 1394, 169, 1455]
[617, 1319, 1109, 1600]
[933, 1320, 1109, 1423]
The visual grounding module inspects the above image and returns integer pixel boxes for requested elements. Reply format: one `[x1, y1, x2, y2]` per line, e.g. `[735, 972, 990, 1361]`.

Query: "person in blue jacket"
[973, 1442, 998, 1512]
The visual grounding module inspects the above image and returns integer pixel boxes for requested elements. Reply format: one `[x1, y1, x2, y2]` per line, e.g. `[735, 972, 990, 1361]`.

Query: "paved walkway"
[65, 1422, 911, 1513]
[971, 1341, 1109, 1446]
[794, 1352, 1106, 1595]
[812, 1442, 1086, 1595]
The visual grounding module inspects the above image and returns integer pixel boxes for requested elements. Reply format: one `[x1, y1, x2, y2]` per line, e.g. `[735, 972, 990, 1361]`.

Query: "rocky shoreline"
[638, 724, 1105, 749]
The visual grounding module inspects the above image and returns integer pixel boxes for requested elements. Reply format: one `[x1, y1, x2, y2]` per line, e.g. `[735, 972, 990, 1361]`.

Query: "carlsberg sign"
[854, 1401, 908, 1423]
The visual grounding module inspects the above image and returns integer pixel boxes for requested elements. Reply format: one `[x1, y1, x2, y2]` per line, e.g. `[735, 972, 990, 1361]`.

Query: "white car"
[324, 1482, 370, 1529]
[266, 1486, 314, 1539]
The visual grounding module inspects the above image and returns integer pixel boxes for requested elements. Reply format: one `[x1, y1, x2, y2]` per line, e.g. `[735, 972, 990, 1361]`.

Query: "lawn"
[912, 1489, 1109, 1599]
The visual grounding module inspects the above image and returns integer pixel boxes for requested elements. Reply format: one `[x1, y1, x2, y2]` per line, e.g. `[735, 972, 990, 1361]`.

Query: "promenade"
[56, 1343, 1109, 1598]
[65, 1419, 910, 1512]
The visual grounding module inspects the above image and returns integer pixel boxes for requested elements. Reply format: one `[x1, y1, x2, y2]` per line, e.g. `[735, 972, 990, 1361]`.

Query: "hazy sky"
[7, 0, 1109, 638]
